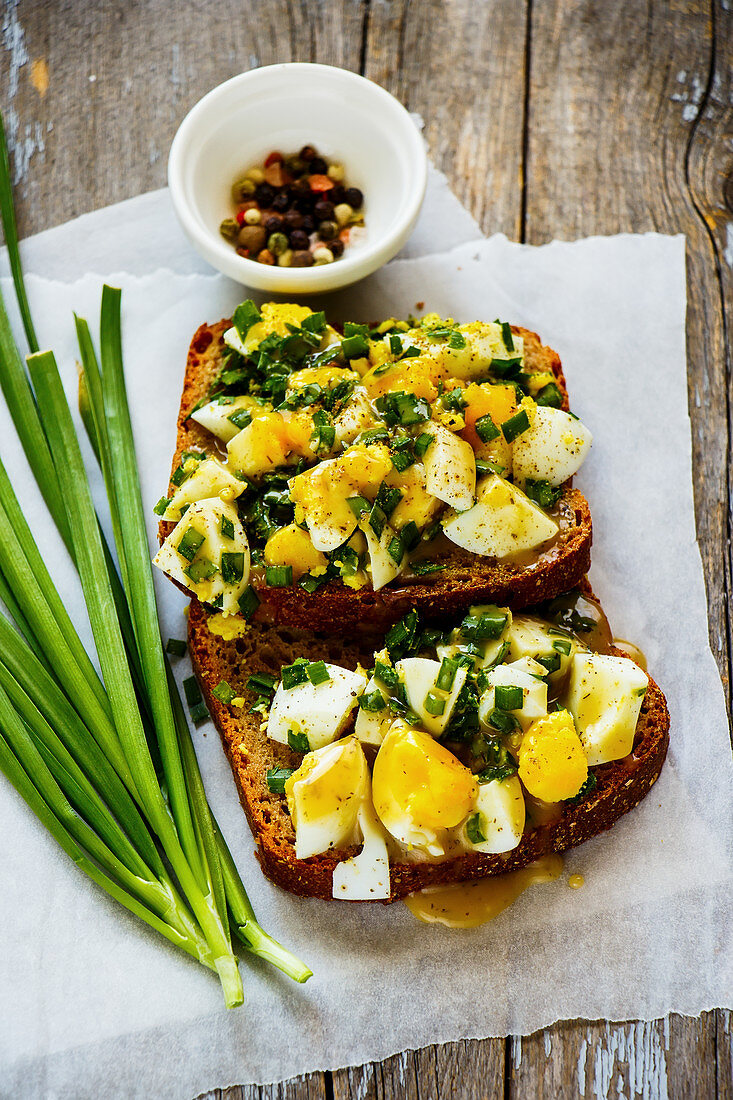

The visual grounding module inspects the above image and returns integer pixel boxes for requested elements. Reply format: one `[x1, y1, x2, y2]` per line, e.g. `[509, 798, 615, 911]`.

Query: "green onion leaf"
[212, 681, 237, 705]
[287, 729, 310, 754]
[265, 564, 292, 587]
[305, 660, 330, 686]
[494, 684, 524, 711]
[166, 638, 187, 657]
[501, 408, 530, 443]
[266, 767, 295, 794]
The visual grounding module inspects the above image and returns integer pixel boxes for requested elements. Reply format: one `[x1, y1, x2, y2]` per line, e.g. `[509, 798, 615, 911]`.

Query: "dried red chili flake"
[308, 174, 335, 192]
[236, 209, 246, 225]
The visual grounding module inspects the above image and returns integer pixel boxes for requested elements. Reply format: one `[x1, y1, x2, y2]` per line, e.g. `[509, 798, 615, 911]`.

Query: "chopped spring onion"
[424, 690, 446, 716]
[305, 660, 330, 686]
[287, 729, 310, 754]
[436, 657, 460, 692]
[265, 564, 293, 588]
[501, 408, 530, 443]
[281, 661, 309, 690]
[475, 413, 500, 443]
[166, 638, 187, 658]
[359, 690, 386, 712]
[212, 681, 237, 705]
[466, 812, 487, 845]
[266, 767, 295, 794]
[238, 584, 260, 619]
[494, 684, 524, 711]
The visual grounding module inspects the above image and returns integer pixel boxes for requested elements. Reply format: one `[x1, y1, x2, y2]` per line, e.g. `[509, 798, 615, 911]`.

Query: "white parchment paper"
[0, 215, 731, 1097]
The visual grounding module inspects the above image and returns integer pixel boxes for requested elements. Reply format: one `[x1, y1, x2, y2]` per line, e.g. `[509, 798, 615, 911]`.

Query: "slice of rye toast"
[159, 320, 593, 633]
[186, 587, 670, 904]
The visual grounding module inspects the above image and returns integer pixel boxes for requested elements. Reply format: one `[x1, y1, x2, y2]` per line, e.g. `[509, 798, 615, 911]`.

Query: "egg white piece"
[267, 664, 367, 751]
[190, 396, 257, 443]
[459, 775, 526, 855]
[422, 422, 476, 511]
[442, 474, 559, 559]
[162, 457, 244, 521]
[478, 661, 549, 732]
[397, 656, 468, 736]
[354, 675, 392, 746]
[360, 518, 405, 591]
[564, 652, 648, 765]
[286, 737, 369, 860]
[153, 497, 250, 613]
[512, 406, 592, 487]
[332, 800, 391, 901]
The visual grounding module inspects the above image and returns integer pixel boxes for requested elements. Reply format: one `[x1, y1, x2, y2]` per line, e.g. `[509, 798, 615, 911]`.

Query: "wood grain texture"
[0, 1, 729, 1098]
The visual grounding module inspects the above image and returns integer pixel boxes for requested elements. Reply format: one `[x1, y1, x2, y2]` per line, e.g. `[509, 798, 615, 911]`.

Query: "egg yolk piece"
[285, 736, 369, 860]
[372, 724, 478, 856]
[264, 523, 327, 579]
[518, 711, 588, 802]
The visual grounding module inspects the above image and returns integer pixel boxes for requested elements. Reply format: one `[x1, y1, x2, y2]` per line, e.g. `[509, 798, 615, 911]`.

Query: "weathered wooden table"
[1, 1, 730, 1096]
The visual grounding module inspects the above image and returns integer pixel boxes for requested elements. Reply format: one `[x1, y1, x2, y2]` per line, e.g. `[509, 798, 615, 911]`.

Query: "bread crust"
[159, 320, 592, 631]
[187, 595, 670, 904]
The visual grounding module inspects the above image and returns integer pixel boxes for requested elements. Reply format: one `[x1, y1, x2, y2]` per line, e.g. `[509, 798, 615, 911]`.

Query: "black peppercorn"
[264, 215, 284, 234]
[301, 215, 316, 232]
[271, 191, 290, 211]
[299, 145, 317, 162]
[289, 229, 310, 251]
[254, 182, 275, 206]
[329, 238, 345, 258]
[283, 209, 304, 229]
[308, 157, 328, 175]
[344, 187, 363, 209]
[314, 200, 335, 221]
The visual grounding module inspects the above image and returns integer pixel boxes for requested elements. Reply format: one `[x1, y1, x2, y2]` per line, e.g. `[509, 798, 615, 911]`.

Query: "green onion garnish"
[368, 503, 387, 538]
[410, 560, 446, 576]
[500, 321, 515, 352]
[165, 638, 187, 657]
[185, 558, 218, 584]
[281, 661, 309, 690]
[535, 382, 563, 408]
[177, 528, 205, 562]
[466, 812, 487, 845]
[374, 661, 398, 688]
[305, 660, 330, 686]
[401, 521, 420, 551]
[413, 431, 433, 458]
[359, 690, 386, 712]
[376, 481, 403, 517]
[424, 690, 446, 716]
[227, 408, 252, 431]
[247, 671, 277, 695]
[347, 495, 370, 518]
[212, 681, 237, 705]
[220, 514, 235, 540]
[524, 478, 562, 508]
[183, 676, 202, 706]
[153, 496, 170, 516]
[266, 767, 295, 794]
[494, 684, 523, 711]
[475, 413, 500, 443]
[436, 656, 460, 691]
[501, 408, 530, 442]
[265, 565, 292, 588]
[460, 607, 508, 641]
[487, 708, 520, 734]
[238, 584, 260, 619]
[221, 552, 244, 585]
[341, 333, 370, 359]
[189, 701, 209, 725]
[287, 729, 310, 754]
[387, 535, 404, 566]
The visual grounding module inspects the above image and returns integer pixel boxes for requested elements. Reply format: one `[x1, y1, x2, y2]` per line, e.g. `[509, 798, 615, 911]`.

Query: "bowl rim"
[167, 63, 428, 292]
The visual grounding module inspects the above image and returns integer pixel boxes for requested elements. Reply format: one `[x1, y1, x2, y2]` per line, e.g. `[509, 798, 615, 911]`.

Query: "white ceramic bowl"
[168, 64, 427, 295]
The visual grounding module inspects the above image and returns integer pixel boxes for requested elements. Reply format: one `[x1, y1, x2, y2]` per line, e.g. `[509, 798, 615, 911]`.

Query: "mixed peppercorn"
[219, 145, 365, 268]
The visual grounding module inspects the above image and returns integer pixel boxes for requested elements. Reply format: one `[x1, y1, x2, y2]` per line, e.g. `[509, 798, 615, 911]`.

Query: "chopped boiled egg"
[359, 517, 405, 590]
[288, 443, 392, 553]
[460, 382, 516, 476]
[334, 388, 375, 447]
[459, 775, 526, 854]
[354, 674, 393, 746]
[422, 422, 476, 510]
[267, 663, 367, 751]
[518, 711, 588, 802]
[153, 497, 250, 613]
[478, 661, 549, 732]
[372, 722, 478, 856]
[507, 614, 585, 685]
[226, 412, 290, 477]
[396, 656, 468, 736]
[162, 456, 244, 521]
[563, 652, 648, 765]
[190, 395, 261, 443]
[441, 474, 559, 559]
[512, 406, 592, 487]
[224, 302, 316, 357]
[332, 795, 391, 901]
[284, 735, 368, 858]
[263, 523, 328, 580]
[385, 462, 441, 531]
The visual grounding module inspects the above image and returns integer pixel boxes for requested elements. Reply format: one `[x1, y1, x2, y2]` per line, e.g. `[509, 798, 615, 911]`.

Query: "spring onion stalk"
[27, 350, 243, 1007]
[0, 114, 37, 353]
[213, 819, 313, 983]
[0, 131, 309, 999]
[0, 727, 214, 968]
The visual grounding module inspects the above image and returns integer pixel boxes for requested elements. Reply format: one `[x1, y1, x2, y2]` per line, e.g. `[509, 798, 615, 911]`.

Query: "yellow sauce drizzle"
[568, 873, 585, 889]
[612, 638, 647, 671]
[404, 854, 564, 928]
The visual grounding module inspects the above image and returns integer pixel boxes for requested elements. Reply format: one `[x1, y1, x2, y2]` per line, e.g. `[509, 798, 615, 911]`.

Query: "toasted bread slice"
[187, 591, 669, 903]
[159, 320, 593, 632]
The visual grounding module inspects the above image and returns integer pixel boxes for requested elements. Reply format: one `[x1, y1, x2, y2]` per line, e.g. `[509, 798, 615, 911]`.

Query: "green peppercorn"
[231, 178, 255, 203]
[219, 218, 240, 242]
[318, 220, 338, 241]
[268, 232, 289, 257]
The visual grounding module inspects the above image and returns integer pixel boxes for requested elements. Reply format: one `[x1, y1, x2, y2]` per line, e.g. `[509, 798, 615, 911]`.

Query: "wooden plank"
[332, 1040, 505, 1100]
[512, 0, 729, 1091]
[510, 1015, 718, 1099]
[364, 0, 530, 239]
[0, 0, 366, 238]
